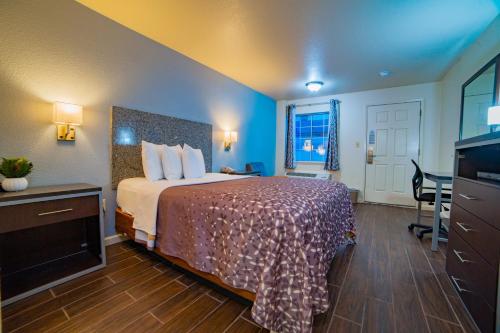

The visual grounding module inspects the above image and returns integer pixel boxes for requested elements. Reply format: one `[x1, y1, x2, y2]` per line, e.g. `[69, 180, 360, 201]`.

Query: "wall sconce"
[53, 102, 83, 141]
[224, 131, 238, 151]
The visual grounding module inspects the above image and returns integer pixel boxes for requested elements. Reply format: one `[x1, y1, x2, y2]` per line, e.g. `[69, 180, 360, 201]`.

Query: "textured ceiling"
[77, 0, 499, 100]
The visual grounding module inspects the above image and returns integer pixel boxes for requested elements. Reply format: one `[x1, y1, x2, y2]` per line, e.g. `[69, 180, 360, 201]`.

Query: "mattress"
[116, 173, 250, 247]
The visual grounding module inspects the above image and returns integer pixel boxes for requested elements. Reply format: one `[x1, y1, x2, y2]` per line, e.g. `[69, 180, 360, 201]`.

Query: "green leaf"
[0, 157, 33, 178]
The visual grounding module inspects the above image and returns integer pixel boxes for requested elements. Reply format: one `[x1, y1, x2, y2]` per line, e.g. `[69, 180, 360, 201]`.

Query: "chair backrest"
[411, 159, 423, 200]
[246, 162, 265, 175]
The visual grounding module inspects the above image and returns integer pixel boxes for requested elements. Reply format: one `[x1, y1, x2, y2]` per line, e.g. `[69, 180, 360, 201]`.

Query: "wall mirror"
[460, 53, 500, 140]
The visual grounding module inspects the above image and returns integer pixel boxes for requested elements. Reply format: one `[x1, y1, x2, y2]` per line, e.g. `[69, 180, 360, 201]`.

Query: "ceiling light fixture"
[305, 81, 323, 92]
[379, 70, 391, 77]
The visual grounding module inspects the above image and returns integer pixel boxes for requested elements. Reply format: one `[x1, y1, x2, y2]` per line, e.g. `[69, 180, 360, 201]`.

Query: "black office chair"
[245, 162, 265, 176]
[408, 159, 451, 239]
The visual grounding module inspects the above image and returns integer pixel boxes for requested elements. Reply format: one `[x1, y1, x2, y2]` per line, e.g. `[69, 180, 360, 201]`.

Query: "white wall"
[439, 16, 500, 171]
[275, 82, 442, 201]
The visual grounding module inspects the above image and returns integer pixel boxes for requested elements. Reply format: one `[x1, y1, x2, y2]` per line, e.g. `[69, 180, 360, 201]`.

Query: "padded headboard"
[111, 106, 212, 189]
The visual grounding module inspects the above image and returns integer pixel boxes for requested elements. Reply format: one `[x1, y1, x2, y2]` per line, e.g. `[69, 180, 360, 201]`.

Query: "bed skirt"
[115, 207, 256, 302]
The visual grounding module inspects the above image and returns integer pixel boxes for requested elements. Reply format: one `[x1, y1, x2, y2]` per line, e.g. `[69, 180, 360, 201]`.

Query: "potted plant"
[0, 157, 33, 192]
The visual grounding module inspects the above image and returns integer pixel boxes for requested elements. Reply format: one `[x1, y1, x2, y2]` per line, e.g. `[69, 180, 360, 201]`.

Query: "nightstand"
[0, 183, 106, 306]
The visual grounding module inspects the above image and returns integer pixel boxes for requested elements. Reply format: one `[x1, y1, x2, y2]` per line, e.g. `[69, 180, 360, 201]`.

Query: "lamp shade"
[53, 102, 83, 125]
[230, 131, 238, 143]
[487, 105, 500, 126]
[224, 131, 238, 142]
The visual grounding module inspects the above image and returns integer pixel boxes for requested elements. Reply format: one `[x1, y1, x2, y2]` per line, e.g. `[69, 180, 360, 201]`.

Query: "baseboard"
[104, 234, 127, 246]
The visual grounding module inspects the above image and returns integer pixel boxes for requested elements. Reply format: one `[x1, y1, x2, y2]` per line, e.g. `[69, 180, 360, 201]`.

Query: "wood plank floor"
[2, 204, 479, 332]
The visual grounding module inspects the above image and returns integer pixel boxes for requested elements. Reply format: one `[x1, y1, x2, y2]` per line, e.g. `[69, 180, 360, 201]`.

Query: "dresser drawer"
[446, 249, 496, 333]
[446, 229, 497, 333]
[450, 203, 500, 268]
[453, 178, 500, 229]
[446, 228, 497, 308]
[0, 195, 99, 233]
[447, 270, 495, 333]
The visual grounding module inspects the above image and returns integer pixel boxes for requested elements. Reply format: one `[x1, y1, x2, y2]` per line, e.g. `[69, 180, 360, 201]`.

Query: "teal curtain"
[284, 104, 296, 169]
[324, 99, 340, 171]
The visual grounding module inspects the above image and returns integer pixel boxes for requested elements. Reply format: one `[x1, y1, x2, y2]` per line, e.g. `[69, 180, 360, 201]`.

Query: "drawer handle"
[455, 221, 473, 233]
[458, 193, 477, 200]
[453, 249, 472, 263]
[38, 208, 74, 216]
[450, 276, 470, 293]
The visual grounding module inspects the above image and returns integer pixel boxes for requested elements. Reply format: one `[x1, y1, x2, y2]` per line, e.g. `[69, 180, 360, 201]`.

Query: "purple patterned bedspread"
[156, 176, 356, 332]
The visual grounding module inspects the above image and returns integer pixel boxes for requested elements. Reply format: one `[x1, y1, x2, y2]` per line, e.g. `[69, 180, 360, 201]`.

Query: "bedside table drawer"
[0, 195, 99, 233]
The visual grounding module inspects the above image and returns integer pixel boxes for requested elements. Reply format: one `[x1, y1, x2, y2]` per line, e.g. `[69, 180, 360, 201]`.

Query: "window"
[295, 112, 329, 162]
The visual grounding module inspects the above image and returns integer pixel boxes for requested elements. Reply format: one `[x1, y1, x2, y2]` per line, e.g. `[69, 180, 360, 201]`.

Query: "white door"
[364, 102, 420, 206]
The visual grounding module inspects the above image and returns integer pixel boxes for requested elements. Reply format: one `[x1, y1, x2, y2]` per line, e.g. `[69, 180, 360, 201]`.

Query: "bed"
[111, 107, 356, 333]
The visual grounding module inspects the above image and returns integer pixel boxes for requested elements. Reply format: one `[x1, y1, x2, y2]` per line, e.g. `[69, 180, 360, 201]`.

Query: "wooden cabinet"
[449, 204, 499, 268]
[447, 227, 496, 333]
[0, 184, 106, 306]
[446, 134, 500, 332]
[452, 178, 500, 228]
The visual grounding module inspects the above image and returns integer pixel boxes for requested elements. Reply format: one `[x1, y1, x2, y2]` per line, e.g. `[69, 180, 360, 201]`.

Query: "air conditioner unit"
[286, 171, 332, 180]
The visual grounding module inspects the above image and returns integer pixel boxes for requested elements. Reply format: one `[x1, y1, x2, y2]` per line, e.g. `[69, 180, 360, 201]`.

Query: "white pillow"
[141, 140, 164, 181]
[161, 144, 183, 180]
[182, 144, 206, 179]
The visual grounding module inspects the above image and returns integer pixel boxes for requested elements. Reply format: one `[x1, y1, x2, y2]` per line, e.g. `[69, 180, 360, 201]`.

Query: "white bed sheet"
[117, 173, 250, 246]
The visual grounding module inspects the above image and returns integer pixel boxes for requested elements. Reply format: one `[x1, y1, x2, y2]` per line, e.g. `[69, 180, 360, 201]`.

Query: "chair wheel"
[408, 225, 415, 231]
[416, 232, 424, 239]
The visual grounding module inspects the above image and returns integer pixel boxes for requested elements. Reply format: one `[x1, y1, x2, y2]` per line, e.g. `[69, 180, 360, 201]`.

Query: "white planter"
[1, 177, 28, 192]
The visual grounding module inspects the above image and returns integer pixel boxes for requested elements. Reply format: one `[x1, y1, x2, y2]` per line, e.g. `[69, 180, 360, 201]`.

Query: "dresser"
[446, 134, 500, 332]
[0, 183, 106, 306]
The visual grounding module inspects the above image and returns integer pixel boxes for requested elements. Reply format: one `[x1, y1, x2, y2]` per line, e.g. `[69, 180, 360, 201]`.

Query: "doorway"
[364, 101, 421, 206]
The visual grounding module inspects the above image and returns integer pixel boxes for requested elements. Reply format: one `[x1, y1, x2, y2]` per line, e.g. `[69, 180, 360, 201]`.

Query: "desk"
[423, 171, 452, 251]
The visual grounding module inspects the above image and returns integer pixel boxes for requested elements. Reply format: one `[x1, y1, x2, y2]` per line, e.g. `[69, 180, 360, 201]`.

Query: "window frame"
[294, 111, 330, 163]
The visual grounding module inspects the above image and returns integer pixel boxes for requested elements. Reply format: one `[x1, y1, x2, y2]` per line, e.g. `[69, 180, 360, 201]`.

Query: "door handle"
[367, 148, 374, 164]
